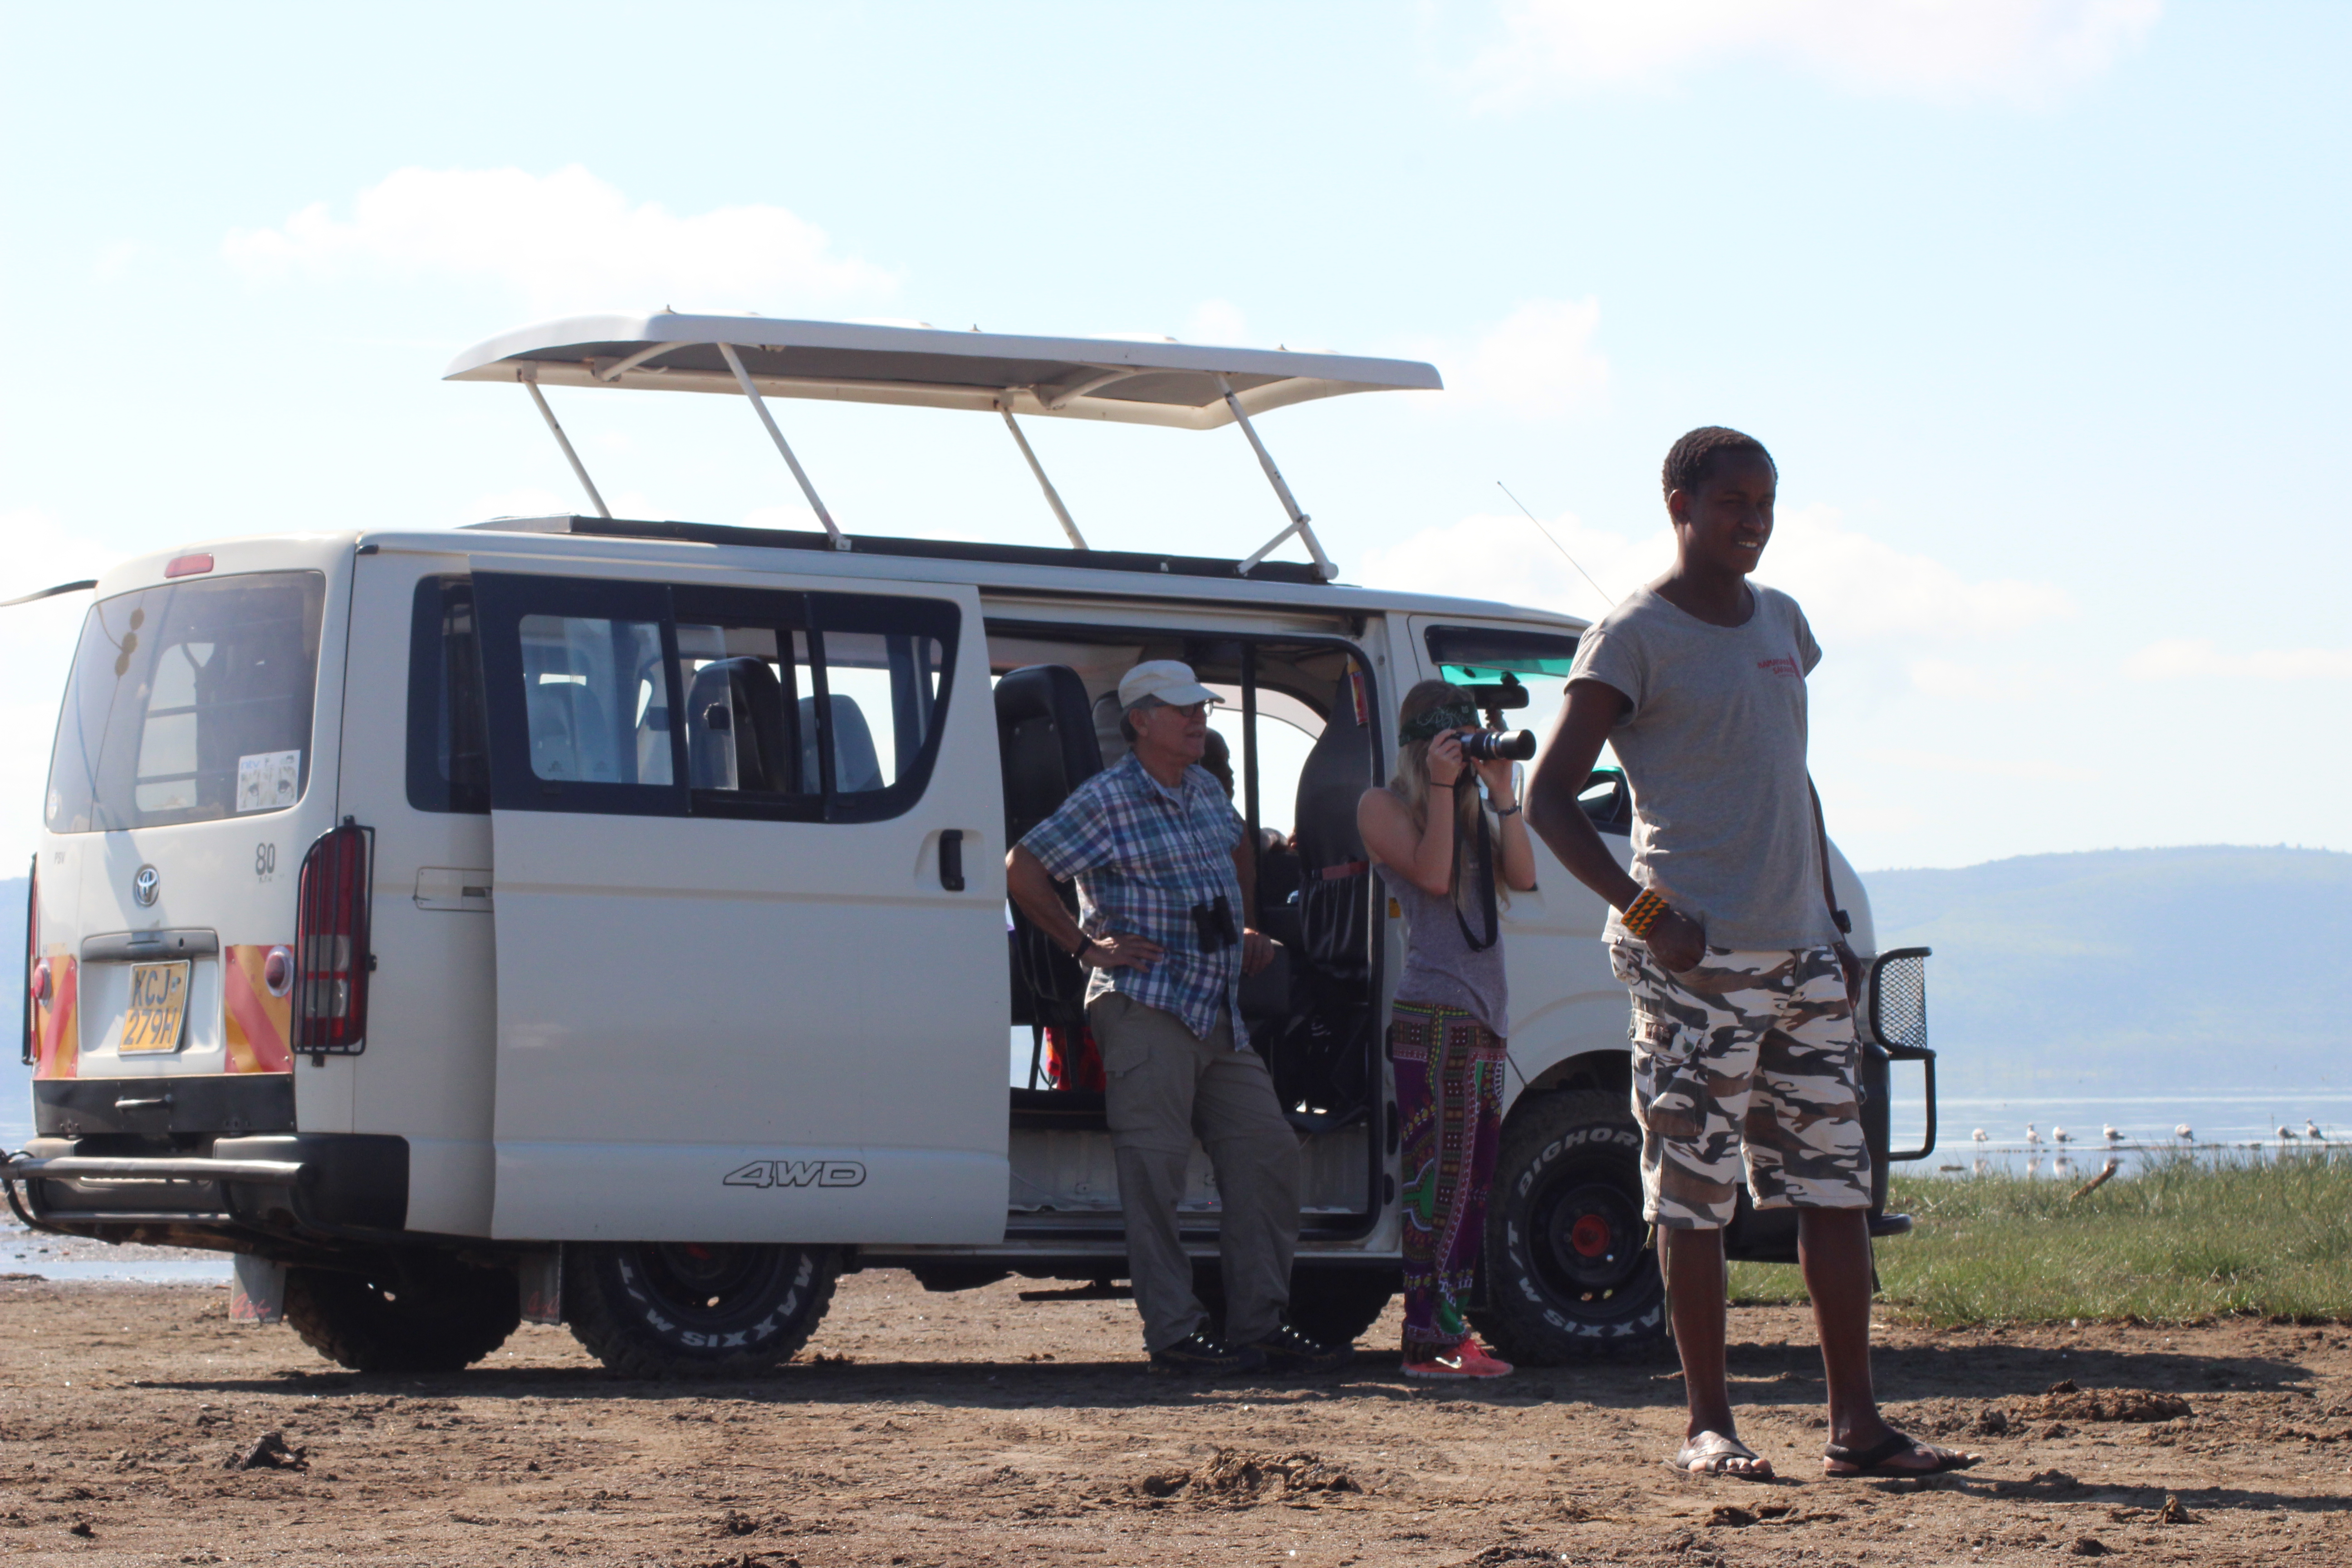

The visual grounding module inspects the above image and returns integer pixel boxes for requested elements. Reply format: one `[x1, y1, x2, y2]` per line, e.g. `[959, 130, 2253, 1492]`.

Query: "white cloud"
[1764, 503, 2073, 641]
[1183, 299, 1251, 346]
[94, 242, 137, 279]
[223, 165, 898, 316]
[1413, 298, 1610, 420]
[2125, 638, 2352, 682]
[1474, 0, 2161, 105]
[1358, 503, 2071, 647]
[1357, 508, 1657, 620]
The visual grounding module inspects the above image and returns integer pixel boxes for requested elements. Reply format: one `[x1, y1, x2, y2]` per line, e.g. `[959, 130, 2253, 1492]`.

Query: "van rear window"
[46, 571, 327, 833]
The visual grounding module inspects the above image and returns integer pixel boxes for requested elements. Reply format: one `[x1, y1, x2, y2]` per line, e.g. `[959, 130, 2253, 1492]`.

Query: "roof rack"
[445, 313, 1443, 582]
[459, 514, 1331, 586]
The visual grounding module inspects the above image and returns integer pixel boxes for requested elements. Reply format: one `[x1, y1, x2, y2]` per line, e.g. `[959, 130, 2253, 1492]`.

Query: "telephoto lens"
[1461, 728, 1538, 763]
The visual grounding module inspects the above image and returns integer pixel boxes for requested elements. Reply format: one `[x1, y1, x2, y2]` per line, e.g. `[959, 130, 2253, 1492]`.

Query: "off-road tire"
[1470, 1088, 1667, 1364]
[1284, 1266, 1398, 1348]
[284, 1258, 521, 1374]
[563, 1242, 839, 1379]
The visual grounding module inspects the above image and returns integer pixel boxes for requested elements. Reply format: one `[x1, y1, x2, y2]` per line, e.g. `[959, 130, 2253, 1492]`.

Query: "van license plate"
[119, 961, 192, 1053]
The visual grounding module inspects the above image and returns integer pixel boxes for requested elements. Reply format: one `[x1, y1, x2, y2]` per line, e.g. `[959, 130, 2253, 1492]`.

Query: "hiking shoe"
[1402, 1340, 1514, 1380]
[1245, 1323, 1354, 1374]
[1148, 1330, 1266, 1375]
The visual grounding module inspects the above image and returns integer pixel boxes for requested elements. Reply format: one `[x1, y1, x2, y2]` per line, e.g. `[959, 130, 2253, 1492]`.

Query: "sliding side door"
[474, 568, 1006, 1243]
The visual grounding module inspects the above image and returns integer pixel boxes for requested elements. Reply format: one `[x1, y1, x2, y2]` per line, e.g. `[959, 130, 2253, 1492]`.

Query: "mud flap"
[229, 1254, 286, 1324]
[518, 1247, 563, 1325]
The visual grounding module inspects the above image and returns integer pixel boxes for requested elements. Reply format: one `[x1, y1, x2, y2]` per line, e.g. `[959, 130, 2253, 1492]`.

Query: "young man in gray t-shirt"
[1526, 427, 1975, 1482]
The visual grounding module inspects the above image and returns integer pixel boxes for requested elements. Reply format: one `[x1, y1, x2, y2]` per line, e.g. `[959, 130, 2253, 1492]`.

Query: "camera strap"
[1455, 799, 1499, 952]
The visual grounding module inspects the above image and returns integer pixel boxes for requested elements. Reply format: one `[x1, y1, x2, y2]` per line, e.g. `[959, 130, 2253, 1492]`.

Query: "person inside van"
[1524, 426, 1977, 1479]
[1007, 661, 1352, 1376]
[1357, 680, 1537, 1379]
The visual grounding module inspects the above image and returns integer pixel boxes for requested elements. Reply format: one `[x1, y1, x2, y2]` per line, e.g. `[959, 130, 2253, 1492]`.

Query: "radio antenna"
[1497, 481, 1615, 610]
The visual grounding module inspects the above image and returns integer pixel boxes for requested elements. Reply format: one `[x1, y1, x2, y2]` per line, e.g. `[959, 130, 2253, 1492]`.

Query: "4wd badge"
[724, 1159, 866, 1189]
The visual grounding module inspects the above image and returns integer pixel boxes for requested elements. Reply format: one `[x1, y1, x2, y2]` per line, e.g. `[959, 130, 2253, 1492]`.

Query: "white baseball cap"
[1118, 659, 1218, 710]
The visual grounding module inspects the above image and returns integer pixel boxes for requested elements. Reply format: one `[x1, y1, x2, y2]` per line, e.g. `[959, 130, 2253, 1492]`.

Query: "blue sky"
[2, 1, 2345, 870]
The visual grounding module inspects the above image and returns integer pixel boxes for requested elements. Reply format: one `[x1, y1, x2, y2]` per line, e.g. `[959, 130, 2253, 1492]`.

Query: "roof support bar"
[717, 341, 845, 549]
[996, 403, 1088, 550]
[521, 371, 612, 519]
[1219, 376, 1335, 581]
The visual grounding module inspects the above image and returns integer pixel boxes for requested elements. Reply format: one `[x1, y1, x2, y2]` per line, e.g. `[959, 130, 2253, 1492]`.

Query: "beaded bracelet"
[1621, 886, 1671, 938]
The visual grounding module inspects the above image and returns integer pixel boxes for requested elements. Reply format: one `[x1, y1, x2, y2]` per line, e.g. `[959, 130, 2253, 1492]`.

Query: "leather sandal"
[1669, 1431, 1774, 1478]
[1823, 1427, 1979, 1477]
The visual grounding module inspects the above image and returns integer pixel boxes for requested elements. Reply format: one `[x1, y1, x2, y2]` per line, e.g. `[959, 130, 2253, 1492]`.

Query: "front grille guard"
[1865, 946, 1936, 1162]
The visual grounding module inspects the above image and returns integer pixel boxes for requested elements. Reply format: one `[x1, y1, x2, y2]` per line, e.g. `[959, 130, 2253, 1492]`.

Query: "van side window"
[518, 614, 674, 786]
[406, 578, 491, 813]
[468, 572, 958, 823]
[669, 586, 956, 824]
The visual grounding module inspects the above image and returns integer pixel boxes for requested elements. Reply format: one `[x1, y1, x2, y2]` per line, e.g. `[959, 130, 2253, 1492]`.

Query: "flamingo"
[2025, 1123, 2042, 1145]
[2176, 1124, 2194, 1140]
[2053, 1126, 2073, 1144]
[2278, 1124, 2298, 1141]
[2102, 1124, 2123, 1142]
[1972, 1128, 1989, 1143]
[2307, 1120, 2325, 1142]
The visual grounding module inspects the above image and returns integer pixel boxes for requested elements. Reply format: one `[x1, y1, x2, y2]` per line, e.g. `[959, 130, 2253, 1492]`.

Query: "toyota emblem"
[132, 864, 160, 907]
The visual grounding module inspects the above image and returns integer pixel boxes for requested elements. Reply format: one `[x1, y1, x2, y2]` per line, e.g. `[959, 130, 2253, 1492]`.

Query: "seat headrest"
[1293, 683, 1376, 870]
[995, 664, 1104, 843]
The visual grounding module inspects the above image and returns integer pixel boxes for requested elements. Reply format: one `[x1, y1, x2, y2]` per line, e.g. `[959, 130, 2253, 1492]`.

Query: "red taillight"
[165, 553, 214, 578]
[20, 858, 35, 1066]
[293, 820, 374, 1056]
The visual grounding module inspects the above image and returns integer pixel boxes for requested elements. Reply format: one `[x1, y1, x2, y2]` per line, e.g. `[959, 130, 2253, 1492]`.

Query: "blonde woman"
[1357, 679, 1539, 1378]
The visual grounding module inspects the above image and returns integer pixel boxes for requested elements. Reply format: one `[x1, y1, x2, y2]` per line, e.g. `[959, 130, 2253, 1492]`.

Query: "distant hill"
[1, 848, 2345, 1116]
[1862, 846, 2352, 1099]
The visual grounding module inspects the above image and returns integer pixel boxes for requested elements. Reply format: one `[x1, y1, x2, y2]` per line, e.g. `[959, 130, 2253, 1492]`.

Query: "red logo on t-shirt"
[1757, 656, 1801, 678]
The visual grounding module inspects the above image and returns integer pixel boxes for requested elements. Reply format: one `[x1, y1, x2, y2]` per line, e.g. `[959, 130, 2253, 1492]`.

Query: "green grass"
[1725, 1149, 2352, 1327]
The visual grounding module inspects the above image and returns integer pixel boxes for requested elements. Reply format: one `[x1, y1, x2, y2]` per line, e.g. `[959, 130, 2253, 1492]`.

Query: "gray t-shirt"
[1376, 861, 1509, 1034]
[1567, 583, 1838, 951]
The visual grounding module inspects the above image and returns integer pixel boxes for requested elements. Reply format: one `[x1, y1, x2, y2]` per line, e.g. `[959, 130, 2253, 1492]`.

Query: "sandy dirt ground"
[0, 1267, 2347, 1567]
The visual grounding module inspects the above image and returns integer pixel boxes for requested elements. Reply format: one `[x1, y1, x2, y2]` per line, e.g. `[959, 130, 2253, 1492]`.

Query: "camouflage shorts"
[1609, 941, 1872, 1229]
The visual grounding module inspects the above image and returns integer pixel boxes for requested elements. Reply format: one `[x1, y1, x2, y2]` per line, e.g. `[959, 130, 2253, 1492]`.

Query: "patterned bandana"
[1399, 701, 1481, 746]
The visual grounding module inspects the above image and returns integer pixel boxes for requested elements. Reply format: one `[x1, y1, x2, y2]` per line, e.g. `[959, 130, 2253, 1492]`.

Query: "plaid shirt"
[1019, 751, 1249, 1045]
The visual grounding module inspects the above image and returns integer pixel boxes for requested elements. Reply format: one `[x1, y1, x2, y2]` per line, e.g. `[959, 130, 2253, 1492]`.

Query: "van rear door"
[470, 568, 1007, 1244]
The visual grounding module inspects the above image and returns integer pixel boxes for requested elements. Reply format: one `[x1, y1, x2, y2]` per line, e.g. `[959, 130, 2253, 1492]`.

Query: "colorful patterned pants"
[1389, 999, 1507, 1354]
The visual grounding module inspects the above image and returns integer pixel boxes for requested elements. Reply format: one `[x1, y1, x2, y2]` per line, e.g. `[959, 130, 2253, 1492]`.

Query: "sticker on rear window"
[236, 750, 301, 813]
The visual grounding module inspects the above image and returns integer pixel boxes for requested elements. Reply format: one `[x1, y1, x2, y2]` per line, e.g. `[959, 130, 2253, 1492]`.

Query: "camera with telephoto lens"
[1450, 677, 1539, 763]
[1460, 726, 1538, 763]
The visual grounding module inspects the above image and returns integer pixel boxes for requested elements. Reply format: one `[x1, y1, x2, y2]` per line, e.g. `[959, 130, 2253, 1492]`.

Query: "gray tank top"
[1377, 861, 1509, 1035]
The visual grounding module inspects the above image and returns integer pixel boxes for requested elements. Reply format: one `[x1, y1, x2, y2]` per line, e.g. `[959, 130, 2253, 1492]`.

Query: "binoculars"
[1190, 894, 1240, 955]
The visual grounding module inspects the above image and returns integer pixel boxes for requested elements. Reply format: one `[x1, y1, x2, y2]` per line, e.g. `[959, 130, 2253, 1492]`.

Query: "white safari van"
[10, 315, 1936, 1377]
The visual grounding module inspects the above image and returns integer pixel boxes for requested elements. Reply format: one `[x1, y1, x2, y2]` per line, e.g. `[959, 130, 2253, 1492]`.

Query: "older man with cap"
[1006, 661, 1350, 1375]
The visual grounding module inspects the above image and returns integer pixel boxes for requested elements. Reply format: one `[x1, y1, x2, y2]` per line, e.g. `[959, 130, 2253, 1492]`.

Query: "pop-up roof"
[444, 312, 1444, 579]
[443, 312, 1440, 430]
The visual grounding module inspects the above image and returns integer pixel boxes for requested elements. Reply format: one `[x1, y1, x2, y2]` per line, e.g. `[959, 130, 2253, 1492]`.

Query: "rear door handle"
[938, 829, 966, 892]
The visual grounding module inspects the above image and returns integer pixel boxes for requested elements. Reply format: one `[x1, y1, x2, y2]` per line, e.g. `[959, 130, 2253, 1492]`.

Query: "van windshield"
[46, 571, 327, 833]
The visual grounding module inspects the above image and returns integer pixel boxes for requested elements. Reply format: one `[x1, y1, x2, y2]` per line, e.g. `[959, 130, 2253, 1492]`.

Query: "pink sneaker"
[1402, 1340, 1514, 1380]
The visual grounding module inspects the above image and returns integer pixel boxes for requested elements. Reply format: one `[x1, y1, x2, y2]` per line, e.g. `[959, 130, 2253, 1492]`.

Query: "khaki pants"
[1090, 991, 1302, 1352]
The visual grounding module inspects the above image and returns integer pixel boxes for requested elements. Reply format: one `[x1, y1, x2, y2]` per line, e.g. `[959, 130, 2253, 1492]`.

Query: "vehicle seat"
[995, 665, 1104, 1090]
[998, 664, 1105, 844]
[1274, 684, 1380, 1113]
[525, 680, 616, 783]
[686, 657, 792, 792]
[799, 694, 886, 793]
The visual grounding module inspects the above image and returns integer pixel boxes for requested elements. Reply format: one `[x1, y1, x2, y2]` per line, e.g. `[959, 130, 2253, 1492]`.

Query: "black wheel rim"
[624, 1243, 798, 1334]
[1526, 1161, 1651, 1310]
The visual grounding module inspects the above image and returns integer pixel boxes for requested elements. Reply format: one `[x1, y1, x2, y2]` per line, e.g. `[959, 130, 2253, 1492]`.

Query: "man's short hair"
[1118, 694, 1165, 745]
[1662, 426, 1776, 497]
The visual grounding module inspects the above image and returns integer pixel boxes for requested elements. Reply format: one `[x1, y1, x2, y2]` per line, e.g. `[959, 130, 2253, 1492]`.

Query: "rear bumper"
[5, 1133, 407, 1240]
